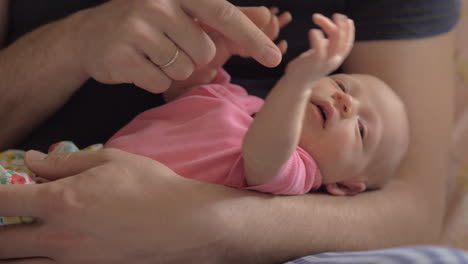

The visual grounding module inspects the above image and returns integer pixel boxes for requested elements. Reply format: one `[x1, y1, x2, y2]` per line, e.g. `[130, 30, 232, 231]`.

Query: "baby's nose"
[332, 91, 354, 118]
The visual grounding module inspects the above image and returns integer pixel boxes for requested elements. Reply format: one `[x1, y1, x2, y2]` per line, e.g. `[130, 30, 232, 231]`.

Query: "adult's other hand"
[0, 149, 246, 263]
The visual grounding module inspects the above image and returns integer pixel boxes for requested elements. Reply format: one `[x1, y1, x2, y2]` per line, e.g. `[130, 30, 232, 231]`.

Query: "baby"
[106, 12, 409, 196]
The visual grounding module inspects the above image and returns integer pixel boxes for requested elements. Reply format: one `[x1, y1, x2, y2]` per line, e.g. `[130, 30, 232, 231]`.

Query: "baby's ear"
[325, 180, 366, 196]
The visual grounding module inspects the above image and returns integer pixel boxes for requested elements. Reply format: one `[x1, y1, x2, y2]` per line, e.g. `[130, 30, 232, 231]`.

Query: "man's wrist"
[58, 12, 91, 82]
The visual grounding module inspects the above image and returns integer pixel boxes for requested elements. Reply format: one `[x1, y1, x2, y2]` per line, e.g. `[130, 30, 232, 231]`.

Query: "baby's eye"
[336, 81, 347, 92]
[358, 121, 365, 139]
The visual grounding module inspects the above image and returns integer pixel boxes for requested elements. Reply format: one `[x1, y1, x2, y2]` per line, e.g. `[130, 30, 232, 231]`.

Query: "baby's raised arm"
[242, 13, 354, 186]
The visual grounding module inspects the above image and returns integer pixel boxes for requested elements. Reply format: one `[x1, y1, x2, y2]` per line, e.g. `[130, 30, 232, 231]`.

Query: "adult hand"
[0, 149, 239, 263]
[69, 0, 283, 93]
[165, 7, 291, 100]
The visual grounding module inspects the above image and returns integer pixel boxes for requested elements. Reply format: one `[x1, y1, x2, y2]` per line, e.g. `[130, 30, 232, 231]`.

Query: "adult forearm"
[0, 17, 88, 149]
[211, 182, 437, 264]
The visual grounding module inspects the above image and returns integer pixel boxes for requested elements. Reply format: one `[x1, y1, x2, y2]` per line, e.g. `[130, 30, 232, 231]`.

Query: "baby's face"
[299, 74, 409, 195]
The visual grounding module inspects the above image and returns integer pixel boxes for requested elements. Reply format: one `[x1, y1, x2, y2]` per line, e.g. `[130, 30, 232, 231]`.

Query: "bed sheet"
[285, 246, 468, 264]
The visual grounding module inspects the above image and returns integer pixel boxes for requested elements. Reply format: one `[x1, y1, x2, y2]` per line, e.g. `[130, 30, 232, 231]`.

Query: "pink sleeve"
[236, 148, 322, 195]
[177, 69, 262, 115]
[177, 69, 232, 100]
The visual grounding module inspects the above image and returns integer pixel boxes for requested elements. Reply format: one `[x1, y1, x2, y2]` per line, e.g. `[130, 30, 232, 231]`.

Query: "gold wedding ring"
[158, 46, 179, 69]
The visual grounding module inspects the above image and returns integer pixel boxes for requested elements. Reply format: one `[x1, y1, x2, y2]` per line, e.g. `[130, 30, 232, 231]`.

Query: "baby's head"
[299, 73, 409, 195]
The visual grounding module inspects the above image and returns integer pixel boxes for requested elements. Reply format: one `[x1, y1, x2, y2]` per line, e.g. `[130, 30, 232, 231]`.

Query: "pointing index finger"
[181, 0, 282, 67]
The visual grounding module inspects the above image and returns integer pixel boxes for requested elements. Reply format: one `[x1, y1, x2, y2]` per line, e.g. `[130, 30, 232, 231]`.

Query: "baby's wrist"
[275, 75, 316, 99]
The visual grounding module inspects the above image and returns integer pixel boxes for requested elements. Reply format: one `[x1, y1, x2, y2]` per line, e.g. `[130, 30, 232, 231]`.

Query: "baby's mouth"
[311, 99, 334, 129]
[317, 105, 327, 123]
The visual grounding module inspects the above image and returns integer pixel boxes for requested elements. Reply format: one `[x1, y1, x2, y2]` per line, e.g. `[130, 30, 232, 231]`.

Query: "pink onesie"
[105, 70, 322, 195]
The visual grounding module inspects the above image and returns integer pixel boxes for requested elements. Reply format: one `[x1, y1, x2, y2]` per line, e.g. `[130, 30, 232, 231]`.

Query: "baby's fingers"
[269, 6, 292, 26]
[312, 13, 338, 39]
[330, 13, 352, 55]
[313, 13, 348, 56]
[345, 18, 355, 54]
[276, 10, 292, 29]
[277, 39, 288, 54]
[308, 28, 328, 57]
[263, 8, 291, 41]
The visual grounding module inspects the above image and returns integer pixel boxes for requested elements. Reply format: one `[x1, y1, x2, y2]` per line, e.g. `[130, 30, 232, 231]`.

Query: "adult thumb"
[25, 149, 111, 180]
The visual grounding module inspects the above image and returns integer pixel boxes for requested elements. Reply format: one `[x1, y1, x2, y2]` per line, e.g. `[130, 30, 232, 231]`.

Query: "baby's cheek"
[325, 145, 361, 180]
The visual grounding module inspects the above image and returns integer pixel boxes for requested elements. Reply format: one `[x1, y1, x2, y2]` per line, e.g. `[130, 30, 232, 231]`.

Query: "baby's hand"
[283, 13, 354, 85]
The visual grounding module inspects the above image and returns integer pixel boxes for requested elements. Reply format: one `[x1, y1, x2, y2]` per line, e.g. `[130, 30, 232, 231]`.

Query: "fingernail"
[26, 150, 48, 161]
[262, 46, 282, 67]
